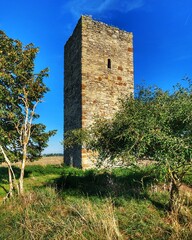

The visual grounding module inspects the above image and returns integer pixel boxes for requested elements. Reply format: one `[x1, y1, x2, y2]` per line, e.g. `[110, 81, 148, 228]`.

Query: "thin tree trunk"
[8, 167, 13, 198]
[169, 178, 181, 213]
[0, 145, 19, 198]
[19, 143, 27, 195]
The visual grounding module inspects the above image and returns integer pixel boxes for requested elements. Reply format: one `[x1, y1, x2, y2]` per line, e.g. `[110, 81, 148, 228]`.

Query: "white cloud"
[174, 55, 192, 61]
[184, 14, 191, 26]
[63, 0, 145, 18]
[119, 0, 144, 12]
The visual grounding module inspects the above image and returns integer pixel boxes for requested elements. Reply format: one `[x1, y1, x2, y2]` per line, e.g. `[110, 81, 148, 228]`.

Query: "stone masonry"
[64, 16, 134, 168]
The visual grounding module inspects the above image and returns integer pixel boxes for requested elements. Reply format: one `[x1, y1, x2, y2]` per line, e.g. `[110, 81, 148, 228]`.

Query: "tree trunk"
[8, 167, 13, 198]
[169, 178, 181, 213]
[19, 143, 27, 195]
[0, 145, 19, 198]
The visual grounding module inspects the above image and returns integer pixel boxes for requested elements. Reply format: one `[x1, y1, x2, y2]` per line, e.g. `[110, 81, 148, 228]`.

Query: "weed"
[0, 164, 191, 239]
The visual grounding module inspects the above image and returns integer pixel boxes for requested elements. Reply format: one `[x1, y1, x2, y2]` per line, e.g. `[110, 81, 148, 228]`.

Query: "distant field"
[28, 156, 63, 166]
[1, 156, 63, 167]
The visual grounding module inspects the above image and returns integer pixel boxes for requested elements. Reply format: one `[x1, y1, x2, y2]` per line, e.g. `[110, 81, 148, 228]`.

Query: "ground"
[0, 155, 63, 167]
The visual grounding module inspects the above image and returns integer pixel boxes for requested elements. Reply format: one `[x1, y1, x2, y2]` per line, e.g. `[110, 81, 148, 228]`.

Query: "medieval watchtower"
[64, 16, 134, 168]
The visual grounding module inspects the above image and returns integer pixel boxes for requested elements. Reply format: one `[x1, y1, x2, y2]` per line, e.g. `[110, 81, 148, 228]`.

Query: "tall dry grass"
[0, 188, 122, 240]
[0, 164, 192, 239]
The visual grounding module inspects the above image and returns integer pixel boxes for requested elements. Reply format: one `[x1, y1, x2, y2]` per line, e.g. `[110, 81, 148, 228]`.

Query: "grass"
[0, 163, 192, 239]
[0, 165, 63, 198]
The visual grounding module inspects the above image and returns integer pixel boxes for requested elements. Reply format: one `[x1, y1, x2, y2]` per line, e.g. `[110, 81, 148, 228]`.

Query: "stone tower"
[64, 16, 134, 168]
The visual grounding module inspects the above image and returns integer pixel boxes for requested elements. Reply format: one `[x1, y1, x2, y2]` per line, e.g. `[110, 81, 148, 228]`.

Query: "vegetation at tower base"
[65, 79, 192, 212]
[0, 30, 56, 198]
[1, 163, 191, 239]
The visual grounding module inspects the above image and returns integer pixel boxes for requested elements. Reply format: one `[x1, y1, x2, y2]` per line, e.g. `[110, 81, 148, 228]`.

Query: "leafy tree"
[0, 30, 56, 198]
[65, 80, 192, 211]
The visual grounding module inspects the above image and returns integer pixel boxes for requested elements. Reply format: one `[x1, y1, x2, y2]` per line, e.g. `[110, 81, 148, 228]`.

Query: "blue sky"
[1, 0, 192, 153]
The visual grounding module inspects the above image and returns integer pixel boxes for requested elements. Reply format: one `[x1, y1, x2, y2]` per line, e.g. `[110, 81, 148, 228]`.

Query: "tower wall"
[64, 16, 134, 168]
[64, 18, 82, 167]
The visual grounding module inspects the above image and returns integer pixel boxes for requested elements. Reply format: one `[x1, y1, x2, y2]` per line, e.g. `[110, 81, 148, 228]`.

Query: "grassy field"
[0, 155, 63, 167]
[0, 159, 192, 239]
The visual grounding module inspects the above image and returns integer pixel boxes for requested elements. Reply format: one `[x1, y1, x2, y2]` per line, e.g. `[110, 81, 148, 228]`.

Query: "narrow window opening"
[108, 59, 111, 69]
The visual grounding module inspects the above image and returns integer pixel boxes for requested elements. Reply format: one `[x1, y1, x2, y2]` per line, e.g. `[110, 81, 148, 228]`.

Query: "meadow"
[0, 158, 192, 240]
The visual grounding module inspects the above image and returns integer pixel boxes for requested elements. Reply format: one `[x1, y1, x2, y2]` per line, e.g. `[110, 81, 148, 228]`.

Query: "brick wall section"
[64, 16, 134, 168]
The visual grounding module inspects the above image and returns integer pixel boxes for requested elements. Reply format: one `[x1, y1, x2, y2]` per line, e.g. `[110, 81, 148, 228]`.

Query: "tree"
[65, 80, 192, 211]
[0, 31, 56, 197]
